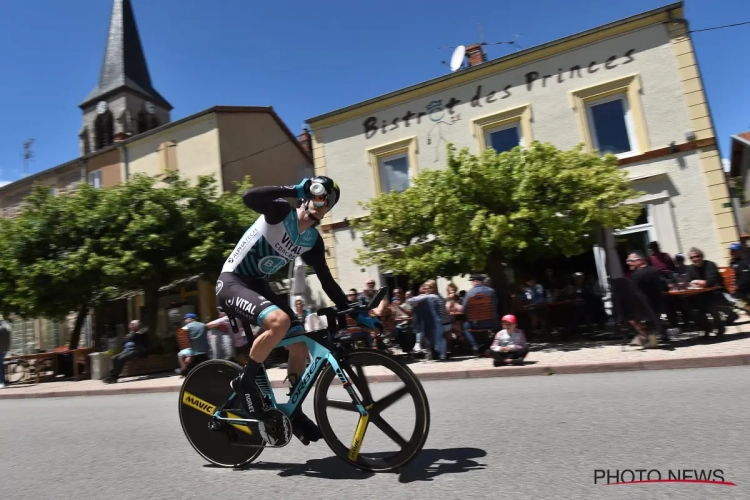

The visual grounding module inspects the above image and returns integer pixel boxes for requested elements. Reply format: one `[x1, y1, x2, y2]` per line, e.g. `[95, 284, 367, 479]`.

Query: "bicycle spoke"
[326, 399, 358, 412]
[371, 415, 408, 448]
[374, 386, 408, 414]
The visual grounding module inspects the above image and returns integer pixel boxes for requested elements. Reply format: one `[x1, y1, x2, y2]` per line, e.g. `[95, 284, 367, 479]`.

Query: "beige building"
[305, 1, 738, 297]
[1, 0, 312, 353]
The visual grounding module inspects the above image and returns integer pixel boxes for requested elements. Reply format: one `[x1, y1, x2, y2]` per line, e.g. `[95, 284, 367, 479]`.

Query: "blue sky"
[0, 0, 748, 184]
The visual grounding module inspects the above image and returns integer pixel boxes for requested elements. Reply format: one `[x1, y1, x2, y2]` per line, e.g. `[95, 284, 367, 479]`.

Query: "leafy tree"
[97, 172, 256, 338]
[0, 182, 114, 346]
[354, 142, 642, 297]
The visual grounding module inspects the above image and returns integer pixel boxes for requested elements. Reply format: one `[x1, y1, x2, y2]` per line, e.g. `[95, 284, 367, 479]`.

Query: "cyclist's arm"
[301, 237, 349, 310]
[242, 186, 299, 224]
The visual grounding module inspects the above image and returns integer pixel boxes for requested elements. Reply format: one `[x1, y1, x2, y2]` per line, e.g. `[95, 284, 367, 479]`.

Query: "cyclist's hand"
[295, 178, 312, 199]
[355, 313, 382, 331]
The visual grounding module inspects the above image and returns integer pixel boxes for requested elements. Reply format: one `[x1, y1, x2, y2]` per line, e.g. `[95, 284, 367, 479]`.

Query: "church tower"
[79, 0, 172, 155]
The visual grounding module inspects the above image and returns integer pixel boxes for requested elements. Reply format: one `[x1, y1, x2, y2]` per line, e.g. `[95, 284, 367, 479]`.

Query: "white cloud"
[722, 158, 730, 172]
[0, 181, 11, 187]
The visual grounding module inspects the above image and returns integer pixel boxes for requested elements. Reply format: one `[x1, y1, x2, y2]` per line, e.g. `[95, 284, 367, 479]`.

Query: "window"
[157, 141, 178, 177]
[586, 94, 635, 156]
[472, 104, 533, 154]
[88, 170, 102, 189]
[485, 123, 522, 154]
[366, 137, 418, 195]
[570, 74, 649, 157]
[379, 153, 410, 193]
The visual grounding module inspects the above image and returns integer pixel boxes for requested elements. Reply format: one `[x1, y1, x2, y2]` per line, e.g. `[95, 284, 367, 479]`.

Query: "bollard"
[89, 352, 112, 380]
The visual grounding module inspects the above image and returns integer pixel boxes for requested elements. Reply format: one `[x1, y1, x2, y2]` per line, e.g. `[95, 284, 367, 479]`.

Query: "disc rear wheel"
[313, 350, 430, 472]
[178, 359, 265, 468]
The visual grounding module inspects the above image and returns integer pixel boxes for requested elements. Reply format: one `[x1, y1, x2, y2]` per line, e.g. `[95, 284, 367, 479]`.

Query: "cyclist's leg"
[217, 273, 288, 417]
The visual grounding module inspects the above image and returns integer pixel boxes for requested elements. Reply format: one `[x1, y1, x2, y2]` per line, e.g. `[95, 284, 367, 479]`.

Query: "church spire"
[79, 0, 171, 110]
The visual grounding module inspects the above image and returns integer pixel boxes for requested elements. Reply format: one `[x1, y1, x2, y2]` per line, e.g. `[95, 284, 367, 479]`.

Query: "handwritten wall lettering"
[362, 48, 636, 139]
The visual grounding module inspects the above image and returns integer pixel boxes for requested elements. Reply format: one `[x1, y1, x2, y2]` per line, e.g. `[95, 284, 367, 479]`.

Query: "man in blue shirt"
[177, 313, 209, 375]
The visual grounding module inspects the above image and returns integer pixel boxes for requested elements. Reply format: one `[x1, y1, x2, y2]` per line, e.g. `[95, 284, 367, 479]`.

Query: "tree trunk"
[485, 251, 510, 317]
[68, 305, 89, 350]
[142, 283, 161, 350]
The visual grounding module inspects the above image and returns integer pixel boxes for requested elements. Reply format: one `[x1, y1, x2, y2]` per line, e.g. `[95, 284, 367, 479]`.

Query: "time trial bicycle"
[178, 286, 430, 472]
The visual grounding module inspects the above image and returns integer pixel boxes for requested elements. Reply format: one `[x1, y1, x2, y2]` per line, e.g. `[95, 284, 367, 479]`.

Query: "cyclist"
[215, 176, 380, 445]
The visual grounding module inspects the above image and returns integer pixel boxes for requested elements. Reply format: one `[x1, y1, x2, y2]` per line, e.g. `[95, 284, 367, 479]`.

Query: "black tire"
[313, 350, 430, 472]
[178, 359, 265, 468]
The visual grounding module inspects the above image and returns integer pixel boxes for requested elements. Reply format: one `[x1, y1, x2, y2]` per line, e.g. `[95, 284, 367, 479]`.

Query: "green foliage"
[97, 172, 256, 292]
[0, 182, 111, 319]
[353, 142, 643, 280]
[0, 172, 256, 329]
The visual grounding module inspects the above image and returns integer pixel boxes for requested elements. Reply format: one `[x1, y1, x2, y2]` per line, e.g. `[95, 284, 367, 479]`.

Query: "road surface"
[1, 366, 748, 499]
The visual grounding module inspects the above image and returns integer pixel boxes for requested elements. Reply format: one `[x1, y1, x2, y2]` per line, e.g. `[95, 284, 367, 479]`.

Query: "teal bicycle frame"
[211, 329, 370, 428]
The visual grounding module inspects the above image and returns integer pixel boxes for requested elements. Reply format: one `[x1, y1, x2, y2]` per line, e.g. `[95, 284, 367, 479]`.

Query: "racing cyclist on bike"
[215, 176, 380, 445]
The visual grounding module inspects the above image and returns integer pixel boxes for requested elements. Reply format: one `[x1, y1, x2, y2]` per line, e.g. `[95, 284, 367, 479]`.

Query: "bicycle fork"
[330, 358, 372, 461]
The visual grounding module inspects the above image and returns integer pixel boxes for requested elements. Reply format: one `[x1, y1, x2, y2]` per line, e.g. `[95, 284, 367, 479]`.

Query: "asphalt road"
[1, 366, 749, 500]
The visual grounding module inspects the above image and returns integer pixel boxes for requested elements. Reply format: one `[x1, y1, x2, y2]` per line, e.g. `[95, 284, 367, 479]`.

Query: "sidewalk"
[2, 324, 750, 400]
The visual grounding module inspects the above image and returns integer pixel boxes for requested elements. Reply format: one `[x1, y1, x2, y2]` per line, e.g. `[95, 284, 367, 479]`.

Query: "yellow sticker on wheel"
[182, 391, 253, 436]
[348, 414, 369, 460]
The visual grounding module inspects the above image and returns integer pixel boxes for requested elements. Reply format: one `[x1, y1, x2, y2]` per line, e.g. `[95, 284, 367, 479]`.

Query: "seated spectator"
[674, 254, 687, 275]
[686, 247, 725, 337]
[463, 273, 500, 346]
[103, 320, 148, 384]
[177, 313, 209, 376]
[648, 241, 676, 277]
[489, 314, 528, 367]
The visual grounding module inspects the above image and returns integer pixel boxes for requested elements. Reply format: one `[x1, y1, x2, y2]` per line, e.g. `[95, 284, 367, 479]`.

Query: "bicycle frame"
[211, 329, 369, 427]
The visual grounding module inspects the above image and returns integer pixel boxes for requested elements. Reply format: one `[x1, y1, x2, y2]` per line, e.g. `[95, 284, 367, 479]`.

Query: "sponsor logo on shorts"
[235, 297, 257, 317]
[215, 280, 223, 295]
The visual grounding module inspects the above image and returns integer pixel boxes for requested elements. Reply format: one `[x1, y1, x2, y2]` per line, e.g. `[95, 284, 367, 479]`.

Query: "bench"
[72, 347, 96, 378]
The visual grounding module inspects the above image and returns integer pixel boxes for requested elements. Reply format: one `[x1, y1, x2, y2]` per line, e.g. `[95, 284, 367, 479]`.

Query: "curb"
[1, 353, 749, 400]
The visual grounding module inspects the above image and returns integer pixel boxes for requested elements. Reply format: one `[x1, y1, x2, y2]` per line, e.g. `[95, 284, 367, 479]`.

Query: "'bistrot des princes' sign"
[362, 49, 636, 139]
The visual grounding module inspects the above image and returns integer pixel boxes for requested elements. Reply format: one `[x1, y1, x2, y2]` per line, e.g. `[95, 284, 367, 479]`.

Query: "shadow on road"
[204, 446, 487, 481]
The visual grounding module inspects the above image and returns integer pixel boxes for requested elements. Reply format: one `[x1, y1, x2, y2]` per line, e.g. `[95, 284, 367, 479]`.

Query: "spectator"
[463, 273, 500, 339]
[407, 281, 449, 360]
[673, 254, 687, 275]
[358, 280, 387, 316]
[489, 314, 528, 366]
[522, 277, 545, 333]
[686, 247, 725, 337]
[177, 313, 209, 376]
[103, 320, 148, 384]
[304, 304, 328, 333]
[627, 251, 670, 342]
[648, 241, 676, 277]
[723, 243, 750, 319]
[206, 309, 247, 362]
[0, 320, 11, 389]
[294, 299, 310, 323]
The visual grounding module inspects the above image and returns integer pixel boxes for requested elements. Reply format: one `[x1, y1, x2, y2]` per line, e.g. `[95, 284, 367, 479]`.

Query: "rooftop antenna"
[22, 138, 35, 177]
[439, 26, 523, 70]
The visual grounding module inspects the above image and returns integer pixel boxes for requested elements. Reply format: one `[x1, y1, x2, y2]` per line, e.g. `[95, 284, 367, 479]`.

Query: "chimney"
[466, 44, 486, 67]
[297, 127, 312, 157]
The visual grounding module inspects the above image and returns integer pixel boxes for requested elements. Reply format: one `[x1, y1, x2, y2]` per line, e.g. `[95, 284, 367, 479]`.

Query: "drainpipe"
[120, 143, 130, 181]
[79, 159, 87, 183]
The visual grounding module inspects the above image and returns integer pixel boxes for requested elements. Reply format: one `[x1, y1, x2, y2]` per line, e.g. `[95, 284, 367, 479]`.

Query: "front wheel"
[313, 350, 430, 472]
